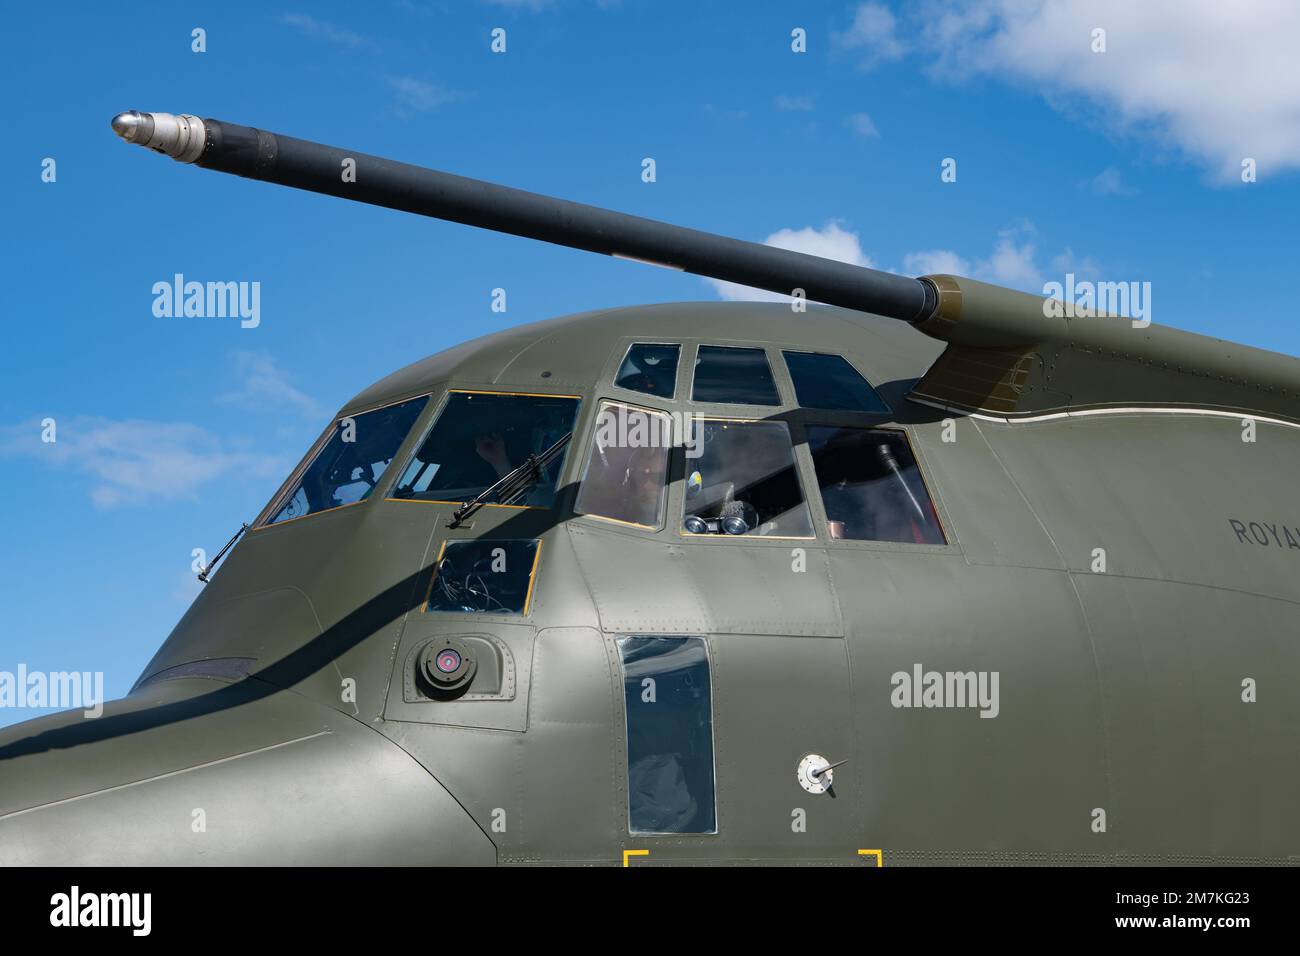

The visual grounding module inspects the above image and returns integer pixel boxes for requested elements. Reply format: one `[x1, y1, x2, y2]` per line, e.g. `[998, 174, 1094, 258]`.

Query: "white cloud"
[1, 417, 285, 509]
[388, 76, 466, 113]
[845, 112, 880, 138]
[837, 2, 907, 70]
[707, 222, 872, 302]
[1086, 167, 1137, 196]
[916, 0, 1300, 182]
[1050, 248, 1104, 281]
[980, 230, 1041, 289]
[905, 224, 1042, 289]
[903, 249, 972, 276]
[279, 14, 375, 50]
[218, 351, 321, 418]
[763, 223, 873, 267]
[775, 95, 815, 112]
[705, 219, 1106, 299]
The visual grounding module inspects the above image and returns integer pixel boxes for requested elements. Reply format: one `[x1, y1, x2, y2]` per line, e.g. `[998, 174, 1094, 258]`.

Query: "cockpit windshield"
[264, 395, 430, 525]
[391, 391, 581, 507]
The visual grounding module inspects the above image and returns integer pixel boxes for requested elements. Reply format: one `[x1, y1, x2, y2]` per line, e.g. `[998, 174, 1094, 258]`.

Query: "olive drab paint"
[1, 112, 1295, 866]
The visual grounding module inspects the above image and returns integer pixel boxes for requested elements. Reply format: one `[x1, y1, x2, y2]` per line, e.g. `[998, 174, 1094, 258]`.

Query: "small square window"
[692, 346, 781, 405]
[614, 343, 680, 398]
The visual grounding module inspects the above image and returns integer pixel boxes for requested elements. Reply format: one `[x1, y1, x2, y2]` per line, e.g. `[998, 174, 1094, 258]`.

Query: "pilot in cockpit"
[579, 439, 665, 526]
[473, 432, 515, 480]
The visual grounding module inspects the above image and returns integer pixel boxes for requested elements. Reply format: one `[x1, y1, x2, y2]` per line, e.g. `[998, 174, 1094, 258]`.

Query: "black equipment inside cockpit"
[425, 539, 540, 614]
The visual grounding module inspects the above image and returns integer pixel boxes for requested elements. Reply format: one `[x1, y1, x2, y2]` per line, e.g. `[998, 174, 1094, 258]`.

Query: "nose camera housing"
[417, 638, 478, 697]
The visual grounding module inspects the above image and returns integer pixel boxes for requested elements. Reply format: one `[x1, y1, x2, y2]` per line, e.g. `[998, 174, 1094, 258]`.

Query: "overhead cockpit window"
[425, 539, 541, 614]
[614, 343, 680, 398]
[691, 346, 781, 405]
[783, 351, 890, 413]
[808, 426, 946, 544]
[576, 402, 671, 529]
[682, 420, 813, 538]
[265, 395, 429, 526]
[390, 391, 581, 508]
[618, 636, 717, 835]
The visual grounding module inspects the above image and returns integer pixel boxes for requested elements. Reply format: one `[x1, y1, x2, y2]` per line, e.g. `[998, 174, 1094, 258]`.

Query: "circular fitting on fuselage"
[797, 754, 834, 795]
[418, 638, 477, 695]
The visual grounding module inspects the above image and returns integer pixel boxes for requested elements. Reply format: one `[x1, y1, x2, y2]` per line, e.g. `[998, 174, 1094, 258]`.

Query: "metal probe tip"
[109, 110, 206, 163]
[110, 110, 145, 142]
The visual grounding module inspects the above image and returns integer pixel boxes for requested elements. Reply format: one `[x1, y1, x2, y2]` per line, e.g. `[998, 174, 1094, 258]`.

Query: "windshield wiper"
[197, 521, 249, 583]
[448, 432, 572, 528]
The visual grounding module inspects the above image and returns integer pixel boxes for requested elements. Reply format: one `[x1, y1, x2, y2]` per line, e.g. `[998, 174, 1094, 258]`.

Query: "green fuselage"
[2, 300, 1296, 865]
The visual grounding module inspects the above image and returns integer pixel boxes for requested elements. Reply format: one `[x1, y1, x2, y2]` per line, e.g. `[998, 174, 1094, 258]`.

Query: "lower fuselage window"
[683, 419, 814, 537]
[807, 426, 946, 544]
[424, 539, 541, 614]
[618, 636, 717, 835]
[576, 402, 671, 529]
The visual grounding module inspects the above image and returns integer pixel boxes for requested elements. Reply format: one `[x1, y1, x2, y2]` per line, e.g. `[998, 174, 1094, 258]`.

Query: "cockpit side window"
[807, 426, 946, 544]
[263, 395, 429, 526]
[782, 351, 890, 413]
[614, 343, 680, 398]
[576, 402, 671, 530]
[682, 419, 814, 538]
[390, 391, 581, 508]
[691, 346, 781, 406]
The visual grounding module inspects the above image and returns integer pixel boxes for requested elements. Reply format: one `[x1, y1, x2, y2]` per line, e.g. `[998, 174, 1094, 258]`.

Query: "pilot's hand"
[475, 434, 513, 477]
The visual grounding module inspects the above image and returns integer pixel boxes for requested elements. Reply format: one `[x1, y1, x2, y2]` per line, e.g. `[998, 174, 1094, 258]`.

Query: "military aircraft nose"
[0, 677, 494, 865]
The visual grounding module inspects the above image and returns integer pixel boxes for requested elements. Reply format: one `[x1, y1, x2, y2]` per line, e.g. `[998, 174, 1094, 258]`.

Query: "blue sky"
[2, 0, 1298, 726]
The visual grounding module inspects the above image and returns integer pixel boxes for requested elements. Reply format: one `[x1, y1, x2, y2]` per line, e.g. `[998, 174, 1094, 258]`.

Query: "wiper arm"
[449, 432, 572, 528]
[197, 522, 249, 583]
